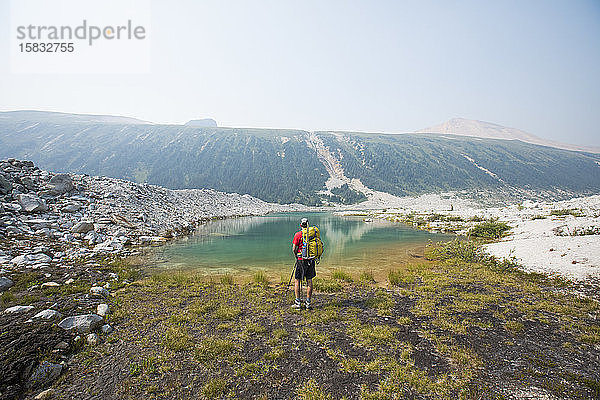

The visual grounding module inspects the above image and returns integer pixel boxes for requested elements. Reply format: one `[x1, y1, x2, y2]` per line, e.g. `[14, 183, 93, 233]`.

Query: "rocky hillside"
[1, 111, 600, 205]
[0, 158, 301, 256]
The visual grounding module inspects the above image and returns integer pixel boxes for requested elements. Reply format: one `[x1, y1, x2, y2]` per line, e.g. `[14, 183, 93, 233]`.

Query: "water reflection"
[149, 212, 448, 274]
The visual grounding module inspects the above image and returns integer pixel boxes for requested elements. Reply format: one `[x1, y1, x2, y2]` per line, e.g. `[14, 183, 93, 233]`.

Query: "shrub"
[550, 208, 582, 217]
[467, 221, 511, 239]
[425, 239, 482, 263]
[388, 271, 415, 286]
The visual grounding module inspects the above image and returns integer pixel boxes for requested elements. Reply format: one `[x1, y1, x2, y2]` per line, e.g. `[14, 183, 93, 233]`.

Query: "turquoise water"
[149, 212, 451, 276]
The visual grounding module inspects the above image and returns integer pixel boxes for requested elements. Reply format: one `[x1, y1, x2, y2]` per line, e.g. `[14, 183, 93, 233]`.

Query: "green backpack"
[301, 226, 324, 261]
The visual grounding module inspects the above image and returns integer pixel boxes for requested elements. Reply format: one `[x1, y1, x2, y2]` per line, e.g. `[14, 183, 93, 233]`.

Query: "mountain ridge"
[1, 111, 599, 205]
[416, 118, 600, 154]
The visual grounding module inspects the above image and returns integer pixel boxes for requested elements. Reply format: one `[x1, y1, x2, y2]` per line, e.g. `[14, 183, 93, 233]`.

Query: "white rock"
[93, 239, 124, 253]
[90, 286, 109, 297]
[97, 303, 109, 316]
[101, 324, 113, 334]
[86, 333, 99, 345]
[32, 309, 63, 320]
[11, 255, 31, 265]
[17, 194, 49, 213]
[5, 305, 34, 314]
[3, 202, 22, 212]
[34, 388, 55, 400]
[24, 219, 52, 229]
[30, 253, 52, 263]
[65, 278, 75, 284]
[41, 281, 60, 288]
[58, 314, 103, 333]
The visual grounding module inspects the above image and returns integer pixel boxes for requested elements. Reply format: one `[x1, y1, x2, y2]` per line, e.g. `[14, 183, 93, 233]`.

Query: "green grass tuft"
[467, 221, 511, 239]
[312, 278, 343, 292]
[253, 271, 269, 286]
[201, 378, 227, 399]
[296, 379, 334, 400]
[359, 270, 375, 283]
[332, 269, 353, 282]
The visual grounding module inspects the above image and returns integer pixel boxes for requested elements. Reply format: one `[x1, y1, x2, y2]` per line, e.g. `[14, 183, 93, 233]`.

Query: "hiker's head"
[300, 218, 309, 228]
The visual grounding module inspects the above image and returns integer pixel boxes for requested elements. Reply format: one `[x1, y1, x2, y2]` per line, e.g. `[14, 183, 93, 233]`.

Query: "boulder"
[93, 239, 124, 253]
[11, 253, 51, 265]
[97, 303, 109, 317]
[11, 255, 30, 265]
[58, 314, 103, 333]
[46, 174, 74, 195]
[33, 253, 52, 263]
[5, 305, 34, 314]
[63, 204, 81, 213]
[71, 221, 94, 234]
[27, 361, 63, 389]
[0, 173, 12, 195]
[17, 194, 49, 213]
[32, 309, 63, 320]
[0, 276, 14, 291]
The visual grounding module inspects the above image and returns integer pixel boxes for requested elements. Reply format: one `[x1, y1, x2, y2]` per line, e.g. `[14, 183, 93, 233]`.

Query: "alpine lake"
[146, 212, 454, 282]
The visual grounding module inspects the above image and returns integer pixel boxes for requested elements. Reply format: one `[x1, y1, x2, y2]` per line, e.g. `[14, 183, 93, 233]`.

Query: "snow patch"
[17, 123, 39, 132]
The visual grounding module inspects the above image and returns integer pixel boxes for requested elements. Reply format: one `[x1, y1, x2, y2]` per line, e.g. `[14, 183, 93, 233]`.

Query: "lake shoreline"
[341, 193, 600, 283]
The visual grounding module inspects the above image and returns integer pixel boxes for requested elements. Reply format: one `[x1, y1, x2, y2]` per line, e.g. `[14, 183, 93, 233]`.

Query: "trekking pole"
[286, 261, 296, 297]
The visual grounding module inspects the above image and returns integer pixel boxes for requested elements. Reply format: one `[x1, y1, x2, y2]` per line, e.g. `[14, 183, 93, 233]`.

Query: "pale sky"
[1, 0, 599, 146]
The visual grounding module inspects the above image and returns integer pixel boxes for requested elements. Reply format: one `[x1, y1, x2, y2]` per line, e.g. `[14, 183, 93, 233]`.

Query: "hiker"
[291, 217, 323, 309]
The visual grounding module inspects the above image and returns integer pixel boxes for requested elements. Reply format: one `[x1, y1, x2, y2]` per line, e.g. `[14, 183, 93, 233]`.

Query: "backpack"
[301, 225, 324, 261]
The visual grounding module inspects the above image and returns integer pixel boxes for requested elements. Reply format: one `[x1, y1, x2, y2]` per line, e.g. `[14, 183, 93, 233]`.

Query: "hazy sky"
[1, 0, 599, 146]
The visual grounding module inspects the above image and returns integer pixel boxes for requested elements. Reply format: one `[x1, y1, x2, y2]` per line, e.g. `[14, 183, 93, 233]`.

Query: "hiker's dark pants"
[295, 259, 316, 281]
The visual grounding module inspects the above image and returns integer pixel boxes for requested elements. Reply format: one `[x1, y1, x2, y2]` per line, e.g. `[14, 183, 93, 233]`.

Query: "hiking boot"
[291, 299, 302, 310]
[305, 299, 312, 310]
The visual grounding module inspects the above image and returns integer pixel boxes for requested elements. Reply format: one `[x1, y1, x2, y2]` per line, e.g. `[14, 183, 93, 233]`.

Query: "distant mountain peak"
[185, 118, 217, 127]
[416, 118, 600, 153]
